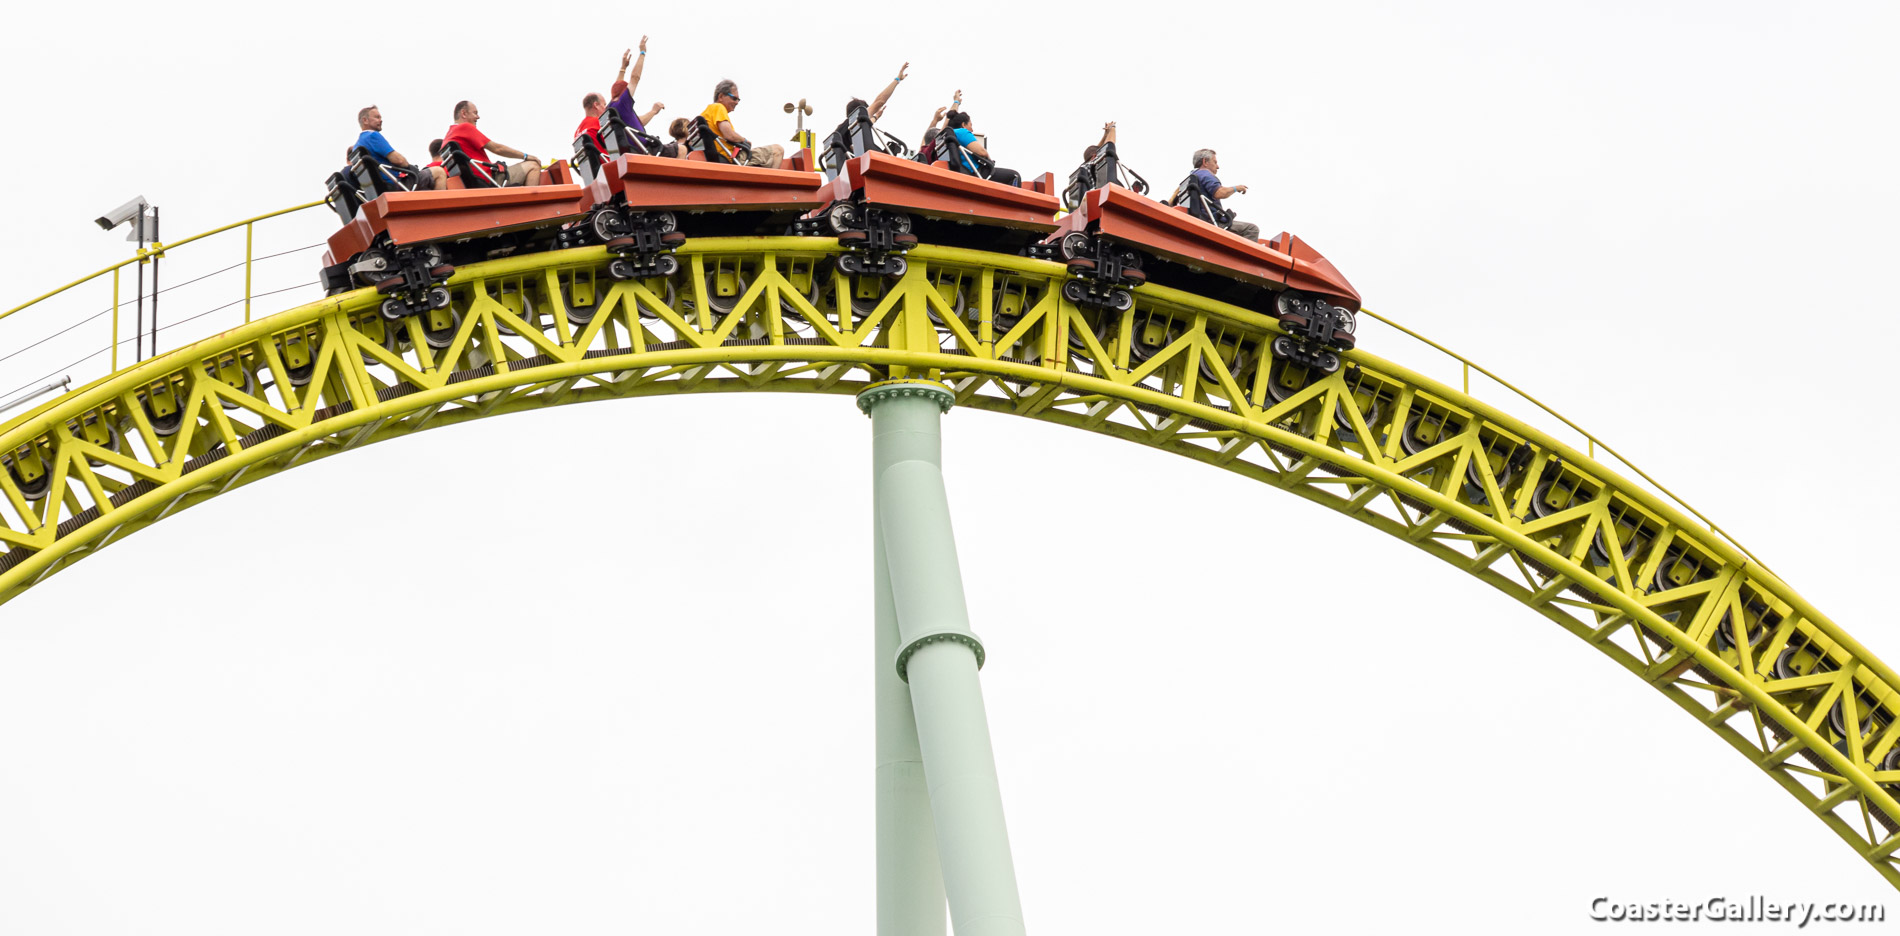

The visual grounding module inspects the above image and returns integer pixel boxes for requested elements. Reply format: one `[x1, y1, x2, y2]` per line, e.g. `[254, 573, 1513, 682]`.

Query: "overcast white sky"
[1, 1, 1897, 932]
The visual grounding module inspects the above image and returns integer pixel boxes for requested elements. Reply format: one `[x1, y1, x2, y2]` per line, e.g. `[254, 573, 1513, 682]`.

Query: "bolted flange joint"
[894, 627, 987, 682]
[856, 378, 954, 416]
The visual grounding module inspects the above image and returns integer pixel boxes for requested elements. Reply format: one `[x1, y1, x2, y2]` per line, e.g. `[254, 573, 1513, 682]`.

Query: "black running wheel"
[827, 201, 858, 234]
[143, 392, 185, 437]
[421, 308, 460, 350]
[1333, 306, 1358, 334]
[7, 458, 50, 502]
[590, 208, 624, 243]
[706, 270, 749, 315]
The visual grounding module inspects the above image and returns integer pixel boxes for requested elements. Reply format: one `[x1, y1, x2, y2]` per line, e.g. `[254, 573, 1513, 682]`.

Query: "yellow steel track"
[3, 236, 1898, 886]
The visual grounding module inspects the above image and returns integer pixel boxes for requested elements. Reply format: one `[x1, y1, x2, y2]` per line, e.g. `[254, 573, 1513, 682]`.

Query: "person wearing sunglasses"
[701, 79, 784, 168]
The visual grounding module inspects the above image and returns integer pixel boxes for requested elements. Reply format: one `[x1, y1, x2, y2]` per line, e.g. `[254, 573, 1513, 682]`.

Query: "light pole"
[94, 197, 158, 362]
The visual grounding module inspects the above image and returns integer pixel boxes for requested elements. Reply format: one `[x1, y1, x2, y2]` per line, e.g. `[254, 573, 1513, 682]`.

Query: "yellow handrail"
[1359, 306, 1769, 573]
[0, 199, 1768, 578]
[0, 200, 325, 324]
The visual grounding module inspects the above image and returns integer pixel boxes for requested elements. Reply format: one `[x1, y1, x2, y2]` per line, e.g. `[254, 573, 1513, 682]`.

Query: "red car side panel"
[1086, 186, 1288, 289]
[326, 186, 591, 262]
[845, 153, 1059, 230]
[599, 155, 825, 211]
[1275, 232, 1361, 308]
[376, 186, 590, 246]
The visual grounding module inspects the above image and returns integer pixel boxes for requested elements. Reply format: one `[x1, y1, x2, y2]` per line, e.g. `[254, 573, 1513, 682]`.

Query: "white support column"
[861, 379, 1026, 936]
[876, 435, 947, 935]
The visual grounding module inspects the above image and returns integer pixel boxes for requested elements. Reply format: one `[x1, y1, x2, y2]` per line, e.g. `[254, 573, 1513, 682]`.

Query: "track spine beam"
[2, 237, 1897, 890]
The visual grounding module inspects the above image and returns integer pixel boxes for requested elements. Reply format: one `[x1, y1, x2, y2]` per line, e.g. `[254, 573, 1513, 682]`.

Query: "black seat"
[575, 110, 666, 186]
[599, 108, 660, 158]
[326, 147, 424, 223]
[441, 140, 504, 189]
[819, 101, 874, 181]
[1168, 170, 1234, 229]
[915, 127, 959, 166]
[571, 132, 607, 186]
[324, 171, 367, 224]
[1063, 142, 1149, 212]
[941, 131, 992, 181]
[685, 115, 744, 164]
[351, 146, 425, 194]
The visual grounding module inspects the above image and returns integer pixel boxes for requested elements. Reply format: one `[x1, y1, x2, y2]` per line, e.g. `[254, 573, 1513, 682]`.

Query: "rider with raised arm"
[701, 79, 784, 168]
[918, 88, 959, 163]
[443, 101, 544, 187]
[847, 62, 908, 124]
[579, 37, 666, 151]
[1084, 121, 1116, 162]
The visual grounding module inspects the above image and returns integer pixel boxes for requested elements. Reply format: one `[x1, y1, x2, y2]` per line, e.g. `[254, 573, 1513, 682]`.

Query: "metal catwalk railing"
[0, 201, 326, 404]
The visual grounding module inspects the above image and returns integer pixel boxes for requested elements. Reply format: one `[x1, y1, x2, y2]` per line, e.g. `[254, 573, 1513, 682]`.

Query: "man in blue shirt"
[1183, 149, 1259, 242]
[352, 106, 445, 191]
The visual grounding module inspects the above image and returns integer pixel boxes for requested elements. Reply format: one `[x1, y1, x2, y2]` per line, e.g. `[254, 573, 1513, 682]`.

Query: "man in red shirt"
[576, 37, 666, 153]
[443, 101, 543, 187]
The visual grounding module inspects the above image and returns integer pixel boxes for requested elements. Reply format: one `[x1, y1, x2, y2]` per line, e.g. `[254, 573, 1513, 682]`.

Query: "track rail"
[1, 236, 1897, 886]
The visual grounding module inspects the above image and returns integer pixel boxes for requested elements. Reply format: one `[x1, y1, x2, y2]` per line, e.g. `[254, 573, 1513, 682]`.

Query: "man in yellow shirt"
[701, 79, 783, 168]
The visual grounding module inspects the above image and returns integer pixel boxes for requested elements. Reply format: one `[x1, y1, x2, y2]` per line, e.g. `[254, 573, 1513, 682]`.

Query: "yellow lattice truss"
[2, 237, 1898, 886]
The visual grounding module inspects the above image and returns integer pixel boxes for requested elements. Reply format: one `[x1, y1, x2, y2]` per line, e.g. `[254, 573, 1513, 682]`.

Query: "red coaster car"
[319, 163, 591, 327]
[797, 151, 1059, 278]
[573, 152, 823, 281]
[1043, 182, 1361, 373]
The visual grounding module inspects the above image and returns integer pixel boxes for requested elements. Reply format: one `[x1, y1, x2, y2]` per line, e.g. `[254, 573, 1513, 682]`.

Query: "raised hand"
[651, 101, 665, 113]
[621, 49, 632, 69]
[897, 62, 910, 81]
[638, 35, 649, 53]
